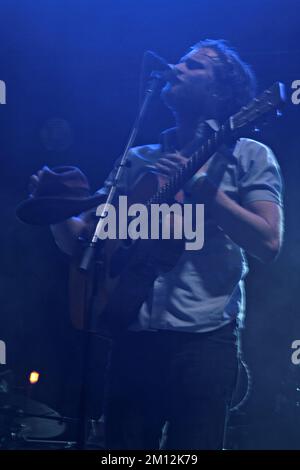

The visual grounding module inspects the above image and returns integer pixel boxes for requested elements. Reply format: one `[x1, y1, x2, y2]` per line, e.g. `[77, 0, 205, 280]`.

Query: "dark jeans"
[104, 322, 239, 450]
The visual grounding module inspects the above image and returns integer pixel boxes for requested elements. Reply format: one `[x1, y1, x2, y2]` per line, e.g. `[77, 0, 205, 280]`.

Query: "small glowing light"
[29, 371, 40, 384]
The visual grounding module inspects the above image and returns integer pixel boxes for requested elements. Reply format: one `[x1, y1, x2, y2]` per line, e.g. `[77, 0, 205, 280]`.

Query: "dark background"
[0, 0, 300, 449]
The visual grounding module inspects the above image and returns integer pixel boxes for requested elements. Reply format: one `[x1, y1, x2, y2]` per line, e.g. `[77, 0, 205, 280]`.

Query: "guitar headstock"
[229, 82, 286, 132]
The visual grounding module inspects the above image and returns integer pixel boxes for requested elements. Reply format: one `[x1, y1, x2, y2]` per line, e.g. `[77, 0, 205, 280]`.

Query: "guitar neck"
[147, 120, 232, 206]
[146, 82, 285, 207]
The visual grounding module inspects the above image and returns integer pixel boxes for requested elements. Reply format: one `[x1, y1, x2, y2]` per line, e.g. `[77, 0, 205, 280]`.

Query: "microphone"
[144, 50, 176, 81]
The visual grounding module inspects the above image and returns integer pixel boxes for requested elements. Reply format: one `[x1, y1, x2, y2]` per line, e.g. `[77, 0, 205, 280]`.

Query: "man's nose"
[167, 63, 180, 76]
[173, 63, 185, 75]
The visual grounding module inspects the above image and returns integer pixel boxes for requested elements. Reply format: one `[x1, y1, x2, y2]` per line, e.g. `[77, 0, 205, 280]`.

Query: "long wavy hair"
[192, 39, 257, 120]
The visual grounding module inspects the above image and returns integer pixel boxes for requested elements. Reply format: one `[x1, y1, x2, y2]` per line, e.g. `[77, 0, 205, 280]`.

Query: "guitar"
[69, 82, 286, 336]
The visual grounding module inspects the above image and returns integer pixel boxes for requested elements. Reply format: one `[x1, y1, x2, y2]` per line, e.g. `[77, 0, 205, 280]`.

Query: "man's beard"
[161, 81, 214, 118]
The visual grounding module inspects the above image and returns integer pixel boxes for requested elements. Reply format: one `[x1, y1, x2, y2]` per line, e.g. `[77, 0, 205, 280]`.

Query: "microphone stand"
[79, 72, 164, 272]
[75, 72, 165, 450]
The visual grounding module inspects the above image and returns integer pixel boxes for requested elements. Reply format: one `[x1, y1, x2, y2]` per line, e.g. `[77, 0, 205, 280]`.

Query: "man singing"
[27, 39, 284, 449]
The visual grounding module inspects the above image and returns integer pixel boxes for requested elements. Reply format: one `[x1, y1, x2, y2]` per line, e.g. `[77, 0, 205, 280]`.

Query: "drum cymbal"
[0, 394, 66, 439]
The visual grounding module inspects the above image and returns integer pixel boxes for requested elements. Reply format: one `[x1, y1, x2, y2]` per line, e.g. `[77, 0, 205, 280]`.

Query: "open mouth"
[168, 75, 181, 85]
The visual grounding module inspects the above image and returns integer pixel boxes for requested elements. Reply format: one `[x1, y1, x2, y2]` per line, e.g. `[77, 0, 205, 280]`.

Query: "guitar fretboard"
[147, 122, 231, 206]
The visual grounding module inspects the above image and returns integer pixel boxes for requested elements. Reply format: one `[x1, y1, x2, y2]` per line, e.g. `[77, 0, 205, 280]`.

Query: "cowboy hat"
[16, 166, 105, 225]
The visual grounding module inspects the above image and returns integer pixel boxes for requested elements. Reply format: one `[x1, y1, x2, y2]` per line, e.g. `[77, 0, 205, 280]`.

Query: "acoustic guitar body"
[69, 171, 185, 335]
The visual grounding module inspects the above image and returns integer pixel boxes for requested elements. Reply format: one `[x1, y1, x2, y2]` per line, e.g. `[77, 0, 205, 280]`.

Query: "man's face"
[161, 47, 220, 117]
